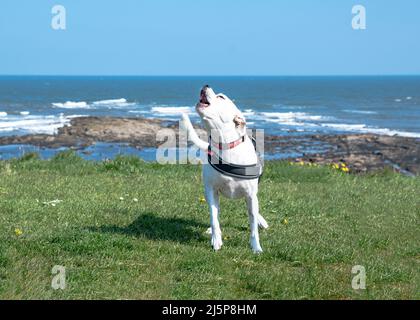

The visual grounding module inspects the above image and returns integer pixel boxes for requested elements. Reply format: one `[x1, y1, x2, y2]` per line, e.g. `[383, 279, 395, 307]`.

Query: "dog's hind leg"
[246, 195, 263, 253]
[205, 187, 223, 251]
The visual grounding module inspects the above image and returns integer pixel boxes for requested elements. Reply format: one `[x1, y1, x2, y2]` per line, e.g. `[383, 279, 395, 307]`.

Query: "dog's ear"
[217, 94, 228, 100]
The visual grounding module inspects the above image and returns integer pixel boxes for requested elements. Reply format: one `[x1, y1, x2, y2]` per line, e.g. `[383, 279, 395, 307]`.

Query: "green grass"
[0, 152, 419, 299]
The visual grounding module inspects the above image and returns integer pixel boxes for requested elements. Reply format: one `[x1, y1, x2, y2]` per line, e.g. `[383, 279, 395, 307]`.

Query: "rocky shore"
[265, 134, 420, 175]
[0, 116, 419, 175]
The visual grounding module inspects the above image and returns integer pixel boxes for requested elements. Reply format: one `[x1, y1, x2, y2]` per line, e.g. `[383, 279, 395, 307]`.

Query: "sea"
[0, 76, 419, 160]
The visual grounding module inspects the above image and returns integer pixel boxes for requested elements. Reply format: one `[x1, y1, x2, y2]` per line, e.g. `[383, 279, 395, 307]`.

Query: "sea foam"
[0, 114, 84, 135]
[52, 101, 90, 109]
[92, 98, 135, 108]
[52, 98, 135, 109]
[320, 123, 420, 138]
[261, 112, 331, 123]
[92, 98, 127, 105]
[151, 106, 193, 115]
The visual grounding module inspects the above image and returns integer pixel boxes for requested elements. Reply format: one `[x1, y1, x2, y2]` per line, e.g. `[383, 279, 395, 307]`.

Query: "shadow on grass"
[88, 212, 207, 243]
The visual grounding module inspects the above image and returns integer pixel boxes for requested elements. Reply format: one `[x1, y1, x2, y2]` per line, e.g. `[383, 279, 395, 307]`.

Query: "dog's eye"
[217, 95, 225, 100]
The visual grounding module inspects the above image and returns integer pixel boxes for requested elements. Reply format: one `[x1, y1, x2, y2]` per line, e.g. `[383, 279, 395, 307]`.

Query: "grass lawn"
[0, 151, 419, 299]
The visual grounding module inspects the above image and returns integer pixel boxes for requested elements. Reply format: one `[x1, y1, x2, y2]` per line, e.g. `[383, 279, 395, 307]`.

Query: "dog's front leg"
[246, 195, 263, 253]
[205, 187, 223, 251]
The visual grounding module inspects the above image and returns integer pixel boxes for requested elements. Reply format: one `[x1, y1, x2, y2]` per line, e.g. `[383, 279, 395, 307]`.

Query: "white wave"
[0, 112, 7, 117]
[20, 111, 30, 116]
[406, 96, 412, 100]
[257, 110, 420, 138]
[394, 99, 402, 102]
[300, 115, 325, 121]
[151, 106, 193, 115]
[52, 101, 90, 109]
[128, 110, 148, 114]
[262, 111, 302, 118]
[242, 109, 255, 116]
[0, 114, 84, 135]
[320, 123, 420, 138]
[264, 118, 305, 126]
[261, 112, 331, 122]
[92, 98, 135, 108]
[343, 109, 377, 115]
[92, 98, 127, 105]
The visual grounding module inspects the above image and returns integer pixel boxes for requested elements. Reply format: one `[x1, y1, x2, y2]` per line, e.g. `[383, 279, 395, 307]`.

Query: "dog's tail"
[181, 114, 209, 151]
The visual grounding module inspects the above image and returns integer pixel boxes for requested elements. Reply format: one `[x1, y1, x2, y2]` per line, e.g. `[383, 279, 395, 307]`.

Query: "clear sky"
[0, 0, 419, 75]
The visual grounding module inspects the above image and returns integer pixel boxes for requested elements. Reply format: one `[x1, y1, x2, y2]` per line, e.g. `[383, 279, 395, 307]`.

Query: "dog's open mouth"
[199, 86, 210, 107]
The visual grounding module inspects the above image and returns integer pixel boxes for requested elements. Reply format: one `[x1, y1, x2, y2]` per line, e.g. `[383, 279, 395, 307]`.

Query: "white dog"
[182, 85, 268, 253]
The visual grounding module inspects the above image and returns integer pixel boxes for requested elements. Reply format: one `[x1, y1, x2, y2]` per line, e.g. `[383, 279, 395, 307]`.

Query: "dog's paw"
[250, 238, 263, 254]
[252, 246, 263, 254]
[211, 233, 223, 251]
[257, 215, 269, 229]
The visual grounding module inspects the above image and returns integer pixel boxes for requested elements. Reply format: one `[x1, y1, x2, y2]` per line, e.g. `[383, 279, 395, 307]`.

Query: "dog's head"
[196, 85, 246, 142]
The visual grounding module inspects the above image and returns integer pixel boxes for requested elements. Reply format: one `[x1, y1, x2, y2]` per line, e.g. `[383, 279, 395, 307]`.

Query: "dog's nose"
[201, 85, 210, 96]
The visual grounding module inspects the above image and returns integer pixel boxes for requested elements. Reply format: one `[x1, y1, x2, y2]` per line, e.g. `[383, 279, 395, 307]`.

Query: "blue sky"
[0, 0, 419, 75]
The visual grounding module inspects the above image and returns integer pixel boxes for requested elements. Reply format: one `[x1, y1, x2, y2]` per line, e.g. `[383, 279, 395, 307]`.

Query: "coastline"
[0, 116, 419, 175]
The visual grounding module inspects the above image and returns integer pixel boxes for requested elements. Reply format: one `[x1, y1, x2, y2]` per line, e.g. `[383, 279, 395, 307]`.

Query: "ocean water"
[0, 76, 419, 138]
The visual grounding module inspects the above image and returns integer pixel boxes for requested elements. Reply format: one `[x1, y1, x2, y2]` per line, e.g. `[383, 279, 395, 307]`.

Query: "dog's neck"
[208, 128, 243, 144]
[203, 117, 245, 145]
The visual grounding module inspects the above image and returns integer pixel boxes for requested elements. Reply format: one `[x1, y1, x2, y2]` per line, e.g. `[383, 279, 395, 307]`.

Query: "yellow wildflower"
[14, 228, 23, 237]
[281, 218, 289, 225]
[199, 196, 206, 203]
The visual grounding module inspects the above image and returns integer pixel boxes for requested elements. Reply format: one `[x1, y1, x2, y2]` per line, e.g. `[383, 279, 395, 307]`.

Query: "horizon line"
[1, 74, 420, 77]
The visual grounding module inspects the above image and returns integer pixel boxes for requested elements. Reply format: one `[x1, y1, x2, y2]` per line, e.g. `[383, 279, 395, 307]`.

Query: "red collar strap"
[210, 135, 245, 150]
